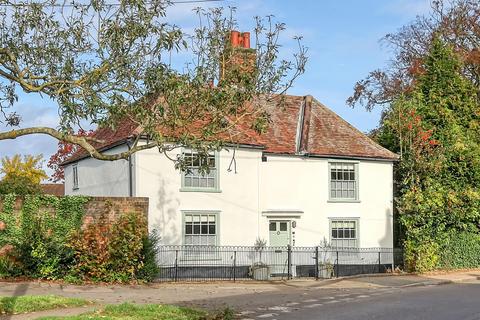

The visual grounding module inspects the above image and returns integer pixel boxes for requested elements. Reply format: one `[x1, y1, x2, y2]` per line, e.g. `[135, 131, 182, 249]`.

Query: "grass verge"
[0, 295, 90, 315]
[38, 303, 234, 320]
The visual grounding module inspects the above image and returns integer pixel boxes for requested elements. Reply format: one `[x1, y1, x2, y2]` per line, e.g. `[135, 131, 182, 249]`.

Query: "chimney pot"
[242, 32, 250, 48]
[230, 30, 240, 47]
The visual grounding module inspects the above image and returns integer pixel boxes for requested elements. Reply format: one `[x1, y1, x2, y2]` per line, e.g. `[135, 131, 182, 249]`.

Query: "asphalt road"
[275, 281, 480, 320]
[188, 280, 480, 320]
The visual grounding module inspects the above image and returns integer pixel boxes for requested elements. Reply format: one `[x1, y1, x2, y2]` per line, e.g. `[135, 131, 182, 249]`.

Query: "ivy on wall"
[0, 195, 157, 282]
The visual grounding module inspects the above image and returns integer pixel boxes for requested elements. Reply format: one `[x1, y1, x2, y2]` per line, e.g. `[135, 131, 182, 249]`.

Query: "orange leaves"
[398, 106, 440, 154]
[68, 211, 147, 282]
[48, 129, 94, 182]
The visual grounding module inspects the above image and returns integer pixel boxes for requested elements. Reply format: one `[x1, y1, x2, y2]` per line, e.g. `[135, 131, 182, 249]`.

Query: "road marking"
[320, 296, 335, 300]
[324, 300, 339, 304]
[257, 313, 277, 318]
[356, 295, 370, 298]
[303, 299, 318, 302]
[268, 306, 291, 313]
[285, 302, 300, 306]
[305, 303, 323, 308]
[239, 311, 255, 315]
[339, 297, 354, 301]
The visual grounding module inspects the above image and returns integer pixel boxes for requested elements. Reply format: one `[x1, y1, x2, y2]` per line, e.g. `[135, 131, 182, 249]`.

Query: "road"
[187, 279, 480, 320]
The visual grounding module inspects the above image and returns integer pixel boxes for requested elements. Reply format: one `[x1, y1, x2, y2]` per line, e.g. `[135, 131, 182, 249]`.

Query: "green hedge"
[438, 232, 480, 269]
[0, 194, 159, 282]
[404, 231, 480, 272]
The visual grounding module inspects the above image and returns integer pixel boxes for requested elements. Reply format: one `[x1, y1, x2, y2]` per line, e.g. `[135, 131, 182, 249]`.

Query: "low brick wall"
[0, 196, 149, 226]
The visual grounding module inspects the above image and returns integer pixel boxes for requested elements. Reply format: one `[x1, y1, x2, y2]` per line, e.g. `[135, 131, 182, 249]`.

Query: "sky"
[0, 0, 432, 177]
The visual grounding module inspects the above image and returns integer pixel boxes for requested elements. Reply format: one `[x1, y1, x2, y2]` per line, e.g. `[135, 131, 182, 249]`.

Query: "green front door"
[269, 220, 291, 246]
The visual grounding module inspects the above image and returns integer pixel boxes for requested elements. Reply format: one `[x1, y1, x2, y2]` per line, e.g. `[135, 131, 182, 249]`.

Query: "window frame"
[328, 161, 360, 202]
[72, 164, 79, 190]
[180, 149, 221, 193]
[329, 218, 359, 249]
[181, 210, 220, 247]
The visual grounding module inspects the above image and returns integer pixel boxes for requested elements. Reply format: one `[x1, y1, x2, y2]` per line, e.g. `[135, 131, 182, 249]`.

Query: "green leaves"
[0, 196, 152, 282]
[377, 38, 480, 271]
[0, 2, 306, 164]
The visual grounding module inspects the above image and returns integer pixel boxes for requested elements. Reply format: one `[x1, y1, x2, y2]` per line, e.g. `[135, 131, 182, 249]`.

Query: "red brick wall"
[0, 196, 149, 226]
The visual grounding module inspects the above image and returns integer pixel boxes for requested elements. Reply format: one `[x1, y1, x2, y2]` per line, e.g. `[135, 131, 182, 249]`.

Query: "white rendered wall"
[136, 146, 393, 248]
[135, 147, 262, 246]
[258, 155, 394, 248]
[65, 143, 394, 248]
[64, 145, 131, 197]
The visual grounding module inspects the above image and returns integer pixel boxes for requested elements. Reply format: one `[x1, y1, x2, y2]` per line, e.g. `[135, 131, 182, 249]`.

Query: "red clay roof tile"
[64, 94, 398, 164]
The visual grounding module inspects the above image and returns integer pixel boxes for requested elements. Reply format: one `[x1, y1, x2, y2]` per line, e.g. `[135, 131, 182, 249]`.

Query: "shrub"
[404, 238, 439, 273]
[69, 211, 148, 282]
[136, 232, 161, 282]
[68, 213, 112, 281]
[0, 196, 153, 283]
[108, 211, 147, 281]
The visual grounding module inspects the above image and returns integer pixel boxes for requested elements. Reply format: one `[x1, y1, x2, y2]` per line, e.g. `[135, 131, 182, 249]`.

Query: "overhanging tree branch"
[0, 126, 158, 161]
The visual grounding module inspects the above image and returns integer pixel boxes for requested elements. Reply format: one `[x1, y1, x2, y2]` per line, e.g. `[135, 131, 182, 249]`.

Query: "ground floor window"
[330, 219, 358, 248]
[184, 212, 218, 246]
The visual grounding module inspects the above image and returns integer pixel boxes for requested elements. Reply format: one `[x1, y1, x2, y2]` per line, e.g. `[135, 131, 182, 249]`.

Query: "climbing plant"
[0, 195, 154, 282]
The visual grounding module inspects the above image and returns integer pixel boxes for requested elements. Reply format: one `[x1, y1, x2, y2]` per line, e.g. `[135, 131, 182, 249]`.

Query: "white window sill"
[328, 199, 361, 203]
[179, 188, 222, 193]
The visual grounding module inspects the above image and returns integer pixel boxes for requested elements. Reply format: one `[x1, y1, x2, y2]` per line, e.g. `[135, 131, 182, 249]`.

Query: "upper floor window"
[72, 164, 79, 190]
[330, 219, 358, 248]
[329, 162, 358, 200]
[181, 151, 219, 192]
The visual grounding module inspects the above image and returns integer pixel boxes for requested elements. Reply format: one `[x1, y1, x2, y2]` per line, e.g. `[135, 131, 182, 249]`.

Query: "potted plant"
[318, 237, 335, 279]
[249, 238, 270, 280]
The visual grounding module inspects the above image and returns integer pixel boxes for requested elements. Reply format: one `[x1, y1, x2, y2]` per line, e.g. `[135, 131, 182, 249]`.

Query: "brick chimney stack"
[219, 30, 256, 86]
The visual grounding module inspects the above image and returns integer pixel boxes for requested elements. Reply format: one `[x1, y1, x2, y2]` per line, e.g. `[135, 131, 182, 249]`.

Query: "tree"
[0, 1, 307, 165]
[0, 154, 47, 194]
[48, 129, 94, 182]
[347, 0, 480, 111]
[376, 38, 480, 271]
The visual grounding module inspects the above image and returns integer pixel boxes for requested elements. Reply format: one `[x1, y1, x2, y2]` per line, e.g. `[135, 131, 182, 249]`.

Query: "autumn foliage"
[0, 154, 47, 194]
[68, 211, 147, 282]
[48, 129, 93, 182]
[374, 38, 480, 272]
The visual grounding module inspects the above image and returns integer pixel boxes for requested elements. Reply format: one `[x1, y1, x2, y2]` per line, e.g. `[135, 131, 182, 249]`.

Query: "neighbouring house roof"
[63, 94, 398, 165]
[41, 183, 65, 196]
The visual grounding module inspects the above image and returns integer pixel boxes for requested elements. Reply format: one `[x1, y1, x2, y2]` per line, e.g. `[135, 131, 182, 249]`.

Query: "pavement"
[1, 270, 480, 319]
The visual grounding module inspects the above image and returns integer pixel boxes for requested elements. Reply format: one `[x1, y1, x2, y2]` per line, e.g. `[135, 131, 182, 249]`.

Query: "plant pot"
[318, 264, 334, 279]
[252, 266, 270, 280]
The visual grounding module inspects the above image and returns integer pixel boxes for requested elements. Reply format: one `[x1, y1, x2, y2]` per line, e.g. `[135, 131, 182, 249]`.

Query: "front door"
[269, 220, 291, 246]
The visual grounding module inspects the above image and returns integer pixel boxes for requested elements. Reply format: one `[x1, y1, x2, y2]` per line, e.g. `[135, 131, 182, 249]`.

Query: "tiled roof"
[40, 183, 65, 196]
[63, 94, 398, 164]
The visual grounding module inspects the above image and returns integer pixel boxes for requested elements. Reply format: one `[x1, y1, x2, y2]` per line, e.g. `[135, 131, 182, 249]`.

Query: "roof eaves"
[60, 138, 131, 166]
[263, 151, 399, 162]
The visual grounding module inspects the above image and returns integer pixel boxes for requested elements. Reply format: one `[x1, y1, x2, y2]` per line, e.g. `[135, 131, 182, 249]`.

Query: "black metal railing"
[156, 245, 404, 282]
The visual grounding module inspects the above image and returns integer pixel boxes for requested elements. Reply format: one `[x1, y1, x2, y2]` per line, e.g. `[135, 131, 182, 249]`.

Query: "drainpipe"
[126, 138, 134, 197]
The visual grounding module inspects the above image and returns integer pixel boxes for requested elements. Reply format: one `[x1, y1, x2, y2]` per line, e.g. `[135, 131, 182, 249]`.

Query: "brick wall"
[0, 196, 149, 227]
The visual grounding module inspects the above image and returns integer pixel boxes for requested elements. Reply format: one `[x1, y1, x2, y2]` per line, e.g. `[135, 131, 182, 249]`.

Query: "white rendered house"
[63, 94, 398, 249]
